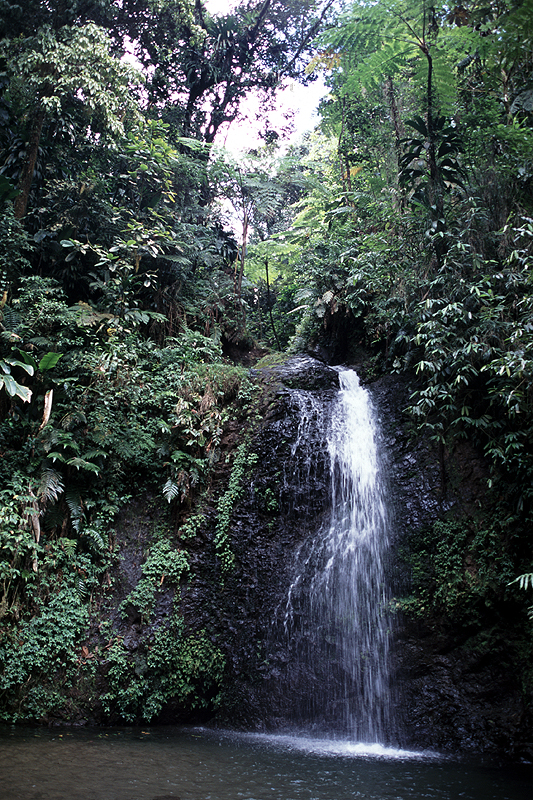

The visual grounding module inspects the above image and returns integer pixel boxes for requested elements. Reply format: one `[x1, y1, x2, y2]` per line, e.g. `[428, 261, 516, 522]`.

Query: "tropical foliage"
[0, 0, 531, 723]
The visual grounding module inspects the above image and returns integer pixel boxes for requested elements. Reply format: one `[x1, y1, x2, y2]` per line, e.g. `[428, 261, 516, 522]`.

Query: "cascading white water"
[283, 369, 395, 743]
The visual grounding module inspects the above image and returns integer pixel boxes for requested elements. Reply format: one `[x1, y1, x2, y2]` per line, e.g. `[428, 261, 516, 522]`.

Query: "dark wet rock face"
[105, 357, 530, 760]
[369, 375, 531, 760]
[179, 358, 339, 729]
[394, 619, 532, 760]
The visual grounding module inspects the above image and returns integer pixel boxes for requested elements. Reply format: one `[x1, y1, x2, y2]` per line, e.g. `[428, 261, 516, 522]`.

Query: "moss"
[254, 352, 291, 368]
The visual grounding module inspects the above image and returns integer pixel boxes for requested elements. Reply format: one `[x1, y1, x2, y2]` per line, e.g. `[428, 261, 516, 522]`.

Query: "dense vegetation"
[0, 0, 531, 728]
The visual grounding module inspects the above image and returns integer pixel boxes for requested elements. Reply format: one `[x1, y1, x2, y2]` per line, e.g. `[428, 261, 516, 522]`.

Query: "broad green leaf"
[38, 352, 63, 372]
[6, 358, 34, 376]
[2, 374, 18, 396]
[15, 350, 38, 371]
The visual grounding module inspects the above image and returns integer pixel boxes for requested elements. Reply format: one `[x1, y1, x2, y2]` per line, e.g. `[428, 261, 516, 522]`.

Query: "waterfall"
[281, 369, 395, 743]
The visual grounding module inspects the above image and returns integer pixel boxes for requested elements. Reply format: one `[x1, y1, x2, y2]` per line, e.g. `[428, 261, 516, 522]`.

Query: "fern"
[0, 306, 21, 331]
[58, 537, 77, 557]
[43, 502, 66, 531]
[509, 573, 533, 620]
[510, 573, 533, 591]
[60, 410, 87, 430]
[344, 38, 416, 95]
[75, 576, 88, 601]
[84, 526, 107, 555]
[38, 468, 64, 505]
[163, 478, 181, 503]
[65, 488, 84, 532]
[317, 0, 459, 114]
[501, 0, 533, 66]
[66, 456, 100, 474]
[82, 448, 107, 461]
[28, 336, 53, 348]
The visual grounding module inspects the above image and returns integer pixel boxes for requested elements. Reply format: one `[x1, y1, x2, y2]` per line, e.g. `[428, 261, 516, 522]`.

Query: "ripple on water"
[0, 726, 530, 800]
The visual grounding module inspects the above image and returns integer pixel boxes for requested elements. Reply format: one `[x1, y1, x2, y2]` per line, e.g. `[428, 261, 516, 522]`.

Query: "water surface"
[0, 726, 530, 800]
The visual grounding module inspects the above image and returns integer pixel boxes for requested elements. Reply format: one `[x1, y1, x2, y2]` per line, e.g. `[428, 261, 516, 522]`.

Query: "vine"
[214, 441, 258, 573]
[120, 539, 189, 621]
[100, 618, 225, 723]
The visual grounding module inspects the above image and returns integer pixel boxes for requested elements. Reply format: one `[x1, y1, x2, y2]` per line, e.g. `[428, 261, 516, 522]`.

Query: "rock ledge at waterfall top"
[252, 354, 340, 391]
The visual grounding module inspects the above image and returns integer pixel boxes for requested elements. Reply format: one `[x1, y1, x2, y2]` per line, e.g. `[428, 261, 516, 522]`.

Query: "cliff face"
[99, 357, 531, 759]
[369, 374, 532, 760]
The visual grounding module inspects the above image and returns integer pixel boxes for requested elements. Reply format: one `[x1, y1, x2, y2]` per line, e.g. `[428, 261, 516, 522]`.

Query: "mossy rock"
[253, 355, 339, 391]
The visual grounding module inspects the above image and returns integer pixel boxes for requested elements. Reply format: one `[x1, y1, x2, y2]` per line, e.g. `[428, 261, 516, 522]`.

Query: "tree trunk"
[385, 75, 404, 160]
[236, 210, 248, 298]
[14, 106, 45, 219]
[265, 257, 281, 351]
[424, 47, 447, 266]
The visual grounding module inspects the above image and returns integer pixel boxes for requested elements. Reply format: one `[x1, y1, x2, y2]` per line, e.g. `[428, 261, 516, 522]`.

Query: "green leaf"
[405, 117, 428, 137]
[0, 373, 32, 402]
[0, 175, 19, 203]
[16, 384, 32, 403]
[2, 374, 18, 396]
[5, 358, 34, 376]
[38, 352, 63, 372]
[66, 457, 100, 474]
[15, 350, 38, 371]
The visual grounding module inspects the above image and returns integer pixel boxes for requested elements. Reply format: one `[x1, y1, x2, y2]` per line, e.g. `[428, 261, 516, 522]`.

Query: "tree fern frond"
[75, 576, 88, 601]
[501, 0, 533, 65]
[66, 456, 100, 473]
[84, 526, 107, 554]
[82, 448, 108, 461]
[60, 410, 87, 430]
[38, 467, 64, 505]
[65, 488, 84, 532]
[163, 478, 181, 503]
[42, 502, 66, 531]
[510, 572, 533, 590]
[430, 50, 457, 113]
[1, 307, 21, 331]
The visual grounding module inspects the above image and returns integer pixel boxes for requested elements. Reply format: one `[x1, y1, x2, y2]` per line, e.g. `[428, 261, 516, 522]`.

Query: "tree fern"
[316, 0, 460, 113]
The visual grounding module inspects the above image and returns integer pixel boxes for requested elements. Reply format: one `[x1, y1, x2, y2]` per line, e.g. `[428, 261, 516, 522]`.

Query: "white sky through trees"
[204, 0, 326, 152]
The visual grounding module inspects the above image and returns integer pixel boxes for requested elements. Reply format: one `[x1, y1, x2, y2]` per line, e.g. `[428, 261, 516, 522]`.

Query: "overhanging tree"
[110, 0, 337, 143]
[1, 23, 140, 219]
